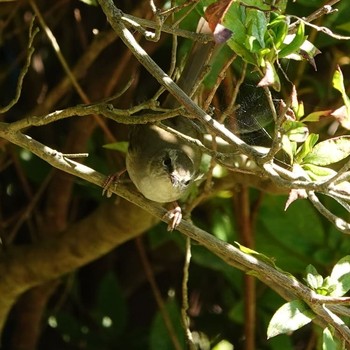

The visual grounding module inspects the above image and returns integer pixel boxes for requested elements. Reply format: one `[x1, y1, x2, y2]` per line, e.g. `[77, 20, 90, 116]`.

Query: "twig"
[7, 103, 181, 131]
[181, 236, 195, 349]
[288, 0, 341, 32]
[289, 13, 350, 40]
[29, 0, 88, 103]
[307, 191, 350, 233]
[98, 0, 264, 161]
[121, 13, 212, 43]
[219, 61, 247, 123]
[30, 0, 116, 142]
[0, 17, 39, 113]
[147, 0, 164, 42]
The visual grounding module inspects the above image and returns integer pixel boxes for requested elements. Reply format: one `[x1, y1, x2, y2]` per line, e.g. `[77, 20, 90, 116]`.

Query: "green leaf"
[149, 299, 186, 350]
[258, 195, 325, 272]
[266, 14, 288, 50]
[329, 256, 350, 297]
[281, 134, 296, 163]
[283, 121, 309, 143]
[103, 141, 129, 153]
[295, 133, 319, 163]
[295, 101, 305, 120]
[323, 327, 344, 350]
[240, 0, 271, 11]
[278, 21, 306, 58]
[302, 136, 350, 166]
[321, 276, 338, 296]
[245, 9, 267, 50]
[212, 339, 234, 350]
[302, 164, 337, 181]
[302, 110, 333, 122]
[235, 241, 277, 268]
[268, 334, 294, 350]
[224, 4, 256, 64]
[288, 126, 309, 143]
[223, 3, 247, 44]
[272, 0, 288, 12]
[305, 264, 323, 290]
[267, 300, 315, 338]
[258, 60, 281, 91]
[227, 40, 256, 64]
[283, 39, 320, 64]
[79, 0, 98, 5]
[333, 66, 350, 120]
[94, 272, 128, 337]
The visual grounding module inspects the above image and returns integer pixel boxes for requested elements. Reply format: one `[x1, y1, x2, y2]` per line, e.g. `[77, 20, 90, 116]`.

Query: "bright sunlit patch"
[102, 316, 113, 328]
[47, 315, 57, 328]
[212, 164, 227, 178]
[6, 184, 14, 196]
[168, 288, 175, 298]
[19, 149, 32, 161]
[212, 339, 234, 350]
[162, 0, 172, 10]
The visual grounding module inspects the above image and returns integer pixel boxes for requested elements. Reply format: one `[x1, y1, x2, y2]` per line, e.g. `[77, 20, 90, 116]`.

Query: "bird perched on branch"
[126, 19, 216, 230]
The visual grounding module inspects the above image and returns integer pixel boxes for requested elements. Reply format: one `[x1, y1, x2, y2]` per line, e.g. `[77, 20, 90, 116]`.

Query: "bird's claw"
[102, 170, 126, 198]
[164, 204, 182, 231]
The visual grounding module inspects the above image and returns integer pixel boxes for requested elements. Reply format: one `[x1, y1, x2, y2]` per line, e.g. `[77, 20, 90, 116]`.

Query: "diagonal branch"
[1, 119, 350, 344]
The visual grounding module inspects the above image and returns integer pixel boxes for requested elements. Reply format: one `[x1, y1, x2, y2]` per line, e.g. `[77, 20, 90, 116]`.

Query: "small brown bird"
[126, 20, 215, 230]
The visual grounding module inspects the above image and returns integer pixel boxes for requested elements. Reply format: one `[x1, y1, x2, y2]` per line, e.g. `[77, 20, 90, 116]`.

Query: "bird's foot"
[164, 202, 182, 231]
[102, 169, 126, 198]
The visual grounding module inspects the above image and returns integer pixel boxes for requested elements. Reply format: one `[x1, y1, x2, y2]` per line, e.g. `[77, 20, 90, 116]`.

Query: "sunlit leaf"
[323, 327, 343, 350]
[302, 110, 333, 122]
[329, 256, 350, 297]
[257, 60, 281, 91]
[278, 21, 306, 58]
[245, 9, 267, 50]
[332, 66, 350, 129]
[283, 121, 309, 143]
[266, 14, 288, 50]
[332, 105, 350, 130]
[288, 126, 309, 143]
[332, 66, 350, 122]
[284, 39, 321, 71]
[212, 339, 234, 350]
[79, 0, 98, 5]
[321, 276, 338, 296]
[305, 264, 323, 290]
[295, 133, 319, 163]
[295, 101, 304, 119]
[224, 3, 256, 63]
[302, 136, 350, 166]
[281, 134, 295, 162]
[240, 0, 271, 11]
[302, 164, 337, 181]
[267, 300, 315, 338]
[234, 241, 277, 267]
[103, 141, 129, 153]
[271, 0, 288, 12]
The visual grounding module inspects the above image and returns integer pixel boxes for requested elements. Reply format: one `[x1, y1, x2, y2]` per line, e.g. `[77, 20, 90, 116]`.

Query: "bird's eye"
[184, 179, 190, 186]
[162, 156, 172, 171]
